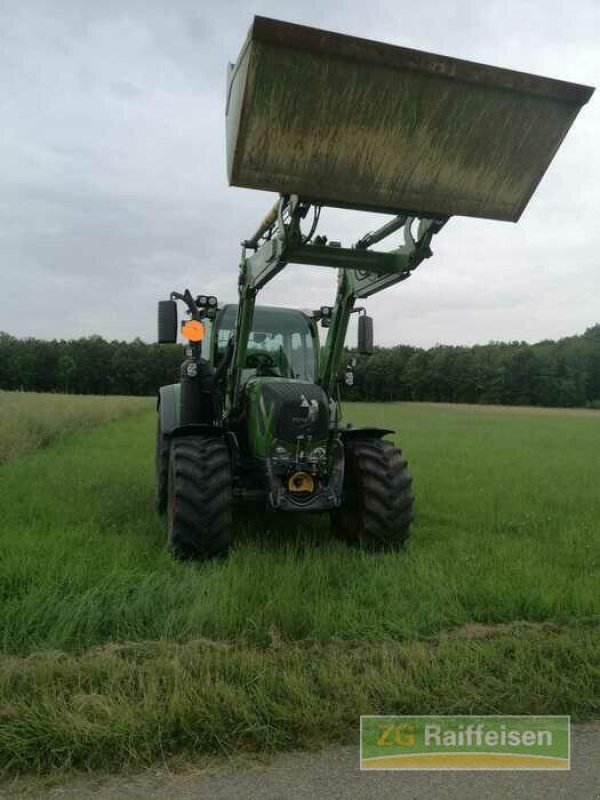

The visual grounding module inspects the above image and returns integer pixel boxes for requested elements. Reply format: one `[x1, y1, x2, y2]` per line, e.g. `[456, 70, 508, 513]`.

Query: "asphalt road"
[3, 724, 599, 800]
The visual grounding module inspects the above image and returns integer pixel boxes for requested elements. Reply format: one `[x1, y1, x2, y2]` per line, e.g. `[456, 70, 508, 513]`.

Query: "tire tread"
[168, 435, 232, 559]
[333, 438, 413, 549]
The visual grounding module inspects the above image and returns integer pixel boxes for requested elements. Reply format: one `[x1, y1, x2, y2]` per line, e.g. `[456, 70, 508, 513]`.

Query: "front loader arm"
[319, 215, 447, 395]
[230, 194, 447, 411]
[228, 196, 291, 412]
[229, 258, 257, 412]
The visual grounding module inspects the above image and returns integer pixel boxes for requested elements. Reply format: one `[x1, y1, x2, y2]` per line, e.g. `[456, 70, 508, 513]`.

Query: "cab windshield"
[216, 305, 317, 383]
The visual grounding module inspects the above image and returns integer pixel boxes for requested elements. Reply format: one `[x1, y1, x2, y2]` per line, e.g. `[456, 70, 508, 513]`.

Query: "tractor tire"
[333, 438, 413, 549]
[155, 418, 170, 514]
[167, 435, 232, 560]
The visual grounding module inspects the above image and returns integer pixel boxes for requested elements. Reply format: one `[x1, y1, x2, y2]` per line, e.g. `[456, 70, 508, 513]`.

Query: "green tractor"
[156, 17, 593, 559]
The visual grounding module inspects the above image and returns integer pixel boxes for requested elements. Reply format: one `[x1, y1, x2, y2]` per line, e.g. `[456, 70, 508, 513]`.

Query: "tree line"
[1, 324, 599, 408]
[345, 324, 600, 408]
[0, 334, 182, 397]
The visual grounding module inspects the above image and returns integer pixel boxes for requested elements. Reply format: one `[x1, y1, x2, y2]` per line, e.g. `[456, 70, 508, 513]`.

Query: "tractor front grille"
[261, 381, 329, 443]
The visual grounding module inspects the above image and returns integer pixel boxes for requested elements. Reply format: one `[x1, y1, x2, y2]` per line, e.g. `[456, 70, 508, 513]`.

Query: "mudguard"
[339, 427, 394, 441]
[157, 384, 180, 435]
[158, 383, 222, 438]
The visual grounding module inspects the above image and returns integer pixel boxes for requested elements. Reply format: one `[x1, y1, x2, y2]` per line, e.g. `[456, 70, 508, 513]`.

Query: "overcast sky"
[1, 0, 598, 347]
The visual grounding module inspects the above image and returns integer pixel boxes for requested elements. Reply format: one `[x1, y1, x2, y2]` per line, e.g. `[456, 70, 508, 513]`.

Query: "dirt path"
[3, 723, 599, 800]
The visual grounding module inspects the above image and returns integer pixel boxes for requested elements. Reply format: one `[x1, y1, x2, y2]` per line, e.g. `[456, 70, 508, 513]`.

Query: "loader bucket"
[226, 17, 593, 222]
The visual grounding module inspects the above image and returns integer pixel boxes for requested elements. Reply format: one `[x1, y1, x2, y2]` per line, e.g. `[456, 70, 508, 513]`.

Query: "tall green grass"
[1, 405, 598, 654]
[0, 391, 151, 464]
[2, 626, 597, 773]
[0, 401, 598, 773]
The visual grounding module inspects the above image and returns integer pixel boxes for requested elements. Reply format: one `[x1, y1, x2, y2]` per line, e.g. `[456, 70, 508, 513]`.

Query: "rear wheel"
[167, 435, 232, 560]
[333, 438, 413, 549]
[155, 417, 170, 514]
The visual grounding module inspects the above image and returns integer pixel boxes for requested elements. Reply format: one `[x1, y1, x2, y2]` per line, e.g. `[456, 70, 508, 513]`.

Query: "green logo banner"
[360, 715, 570, 770]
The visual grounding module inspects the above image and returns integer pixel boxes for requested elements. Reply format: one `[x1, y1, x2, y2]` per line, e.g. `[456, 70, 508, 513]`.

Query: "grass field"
[0, 400, 598, 774]
[0, 390, 151, 464]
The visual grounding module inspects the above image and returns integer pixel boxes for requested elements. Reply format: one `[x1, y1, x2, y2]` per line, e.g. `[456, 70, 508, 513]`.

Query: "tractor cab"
[213, 304, 319, 384]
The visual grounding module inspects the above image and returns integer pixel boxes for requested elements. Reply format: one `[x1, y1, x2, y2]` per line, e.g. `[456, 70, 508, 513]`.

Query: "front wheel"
[332, 438, 413, 549]
[167, 435, 232, 560]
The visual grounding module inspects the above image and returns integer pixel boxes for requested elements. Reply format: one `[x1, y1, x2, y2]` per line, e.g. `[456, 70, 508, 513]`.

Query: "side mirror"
[358, 314, 374, 354]
[158, 300, 178, 344]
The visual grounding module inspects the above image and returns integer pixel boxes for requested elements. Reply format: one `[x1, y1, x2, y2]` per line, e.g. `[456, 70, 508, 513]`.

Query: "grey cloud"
[1, 0, 598, 347]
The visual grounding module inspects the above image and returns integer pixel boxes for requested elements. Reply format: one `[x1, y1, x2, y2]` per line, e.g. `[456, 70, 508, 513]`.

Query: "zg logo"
[377, 722, 416, 747]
